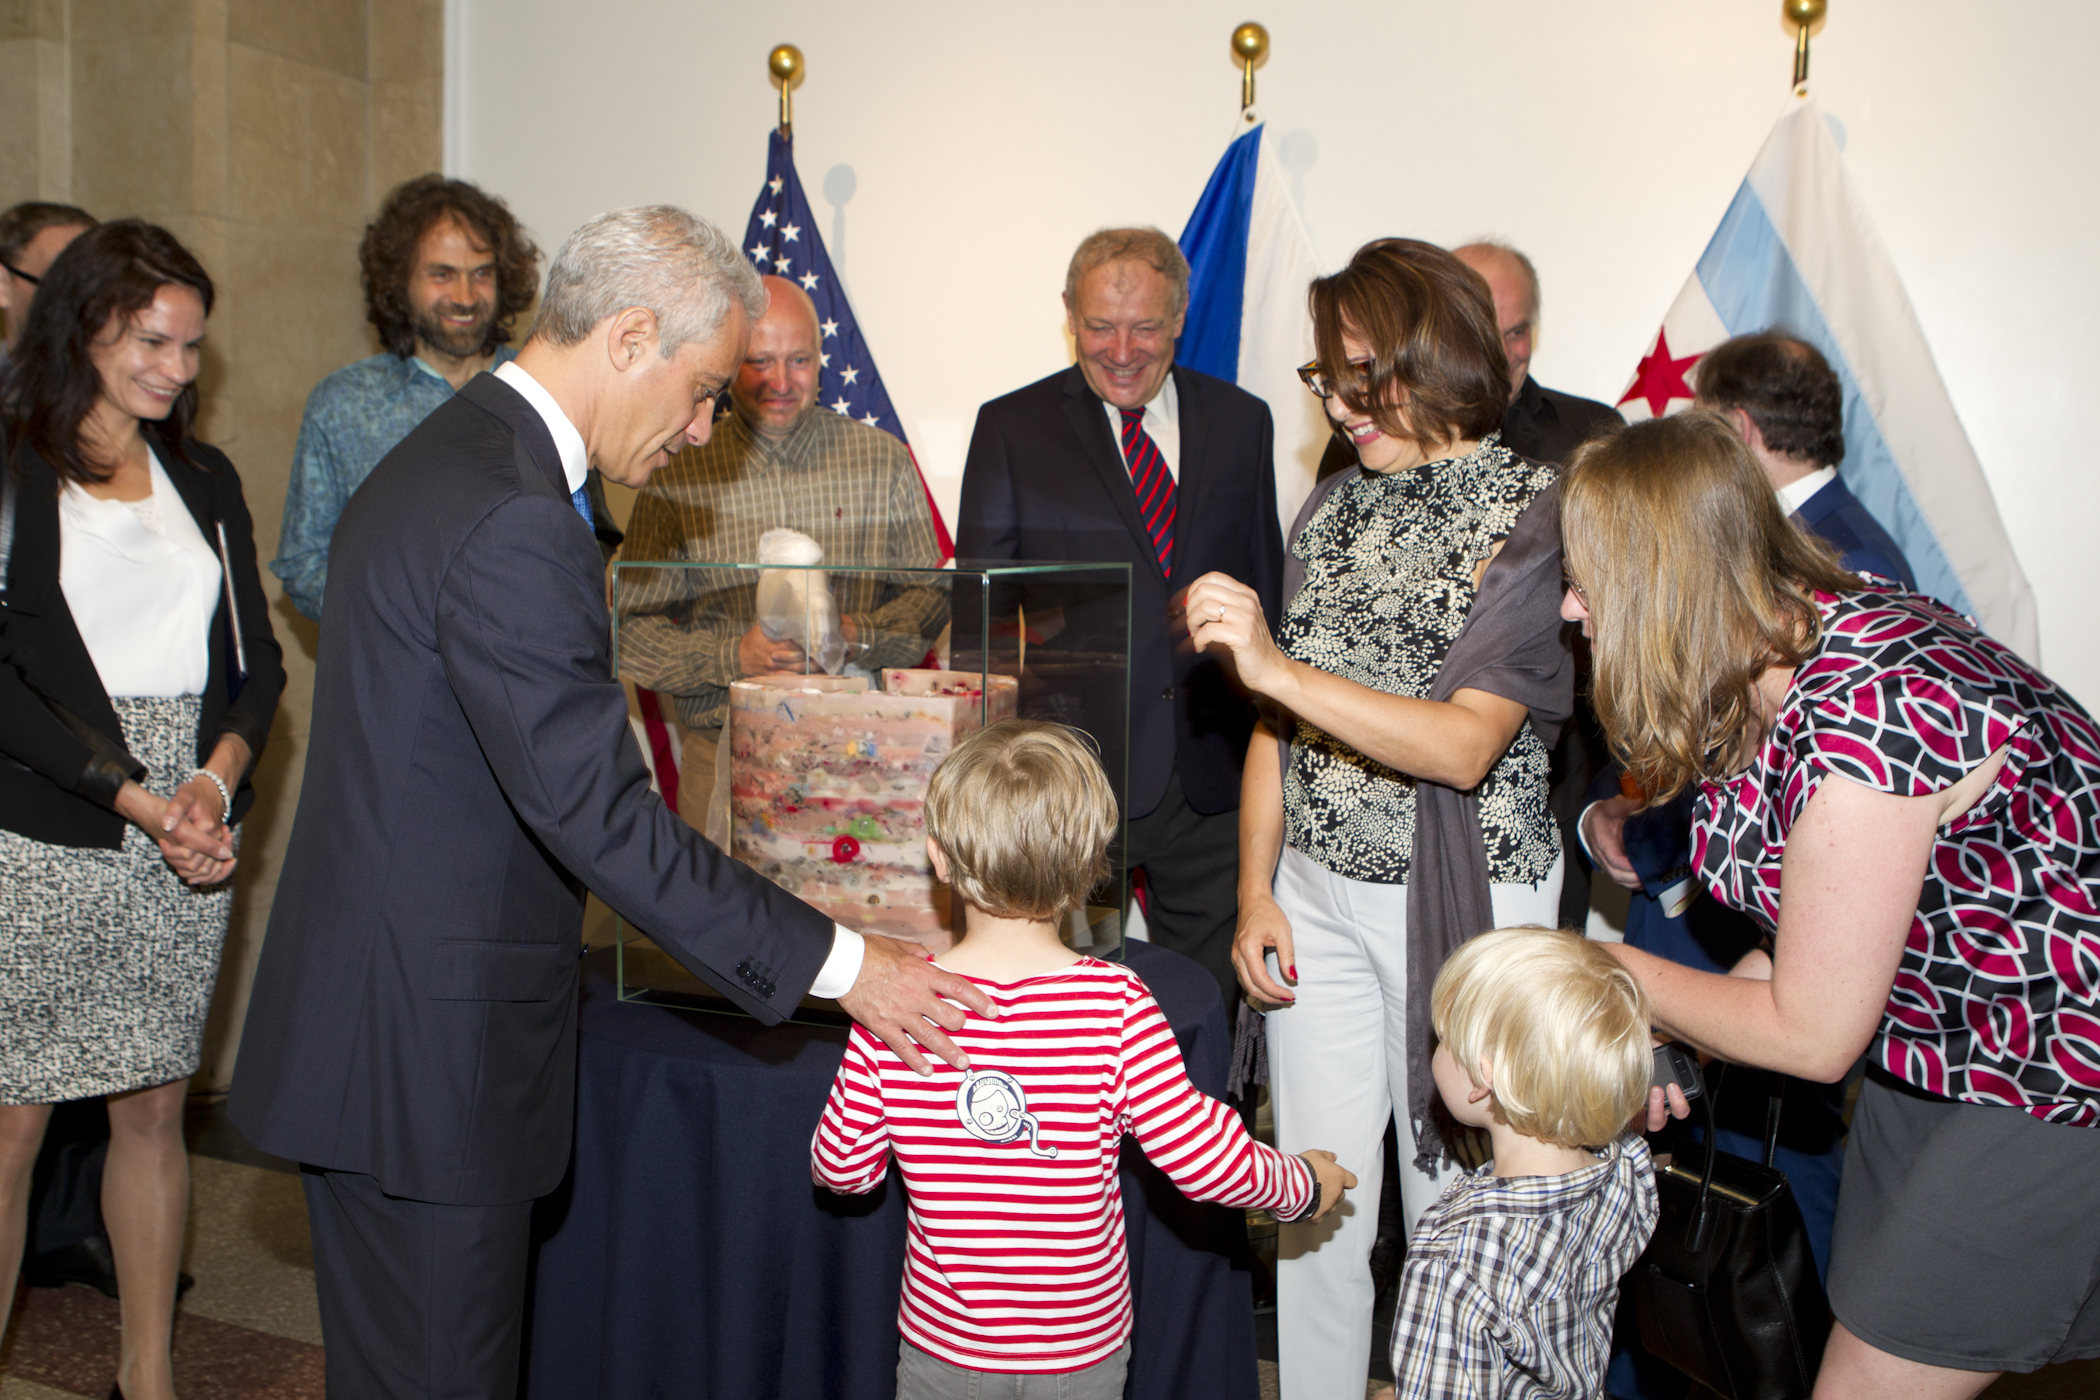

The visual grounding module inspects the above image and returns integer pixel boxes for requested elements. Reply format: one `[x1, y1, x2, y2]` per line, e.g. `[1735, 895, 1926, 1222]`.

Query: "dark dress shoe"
[24, 1234, 118, 1297]
[24, 1233, 194, 1300]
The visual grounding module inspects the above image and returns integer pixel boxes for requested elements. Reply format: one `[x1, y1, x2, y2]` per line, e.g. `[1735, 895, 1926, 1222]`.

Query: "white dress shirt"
[60, 446, 221, 698]
[492, 360, 866, 998]
[1098, 373, 1181, 483]
[1775, 464, 1837, 517]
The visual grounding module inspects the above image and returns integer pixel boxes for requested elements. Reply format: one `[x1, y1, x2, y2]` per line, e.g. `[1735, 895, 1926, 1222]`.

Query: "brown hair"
[1064, 227, 1191, 320]
[0, 202, 97, 266]
[2, 220, 214, 486]
[360, 174, 540, 359]
[922, 719, 1118, 922]
[1561, 411, 1859, 803]
[1308, 238, 1509, 452]
[1433, 927, 1653, 1150]
[1694, 330, 1846, 468]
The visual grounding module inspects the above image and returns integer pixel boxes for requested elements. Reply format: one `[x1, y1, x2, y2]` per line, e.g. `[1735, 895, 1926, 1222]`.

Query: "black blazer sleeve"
[194, 445, 285, 800]
[957, 408, 1021, 561]
[434, 489, 832, 1018]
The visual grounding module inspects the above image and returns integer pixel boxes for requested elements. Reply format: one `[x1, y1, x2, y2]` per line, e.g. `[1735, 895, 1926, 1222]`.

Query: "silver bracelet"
[191, 768, 232, 825]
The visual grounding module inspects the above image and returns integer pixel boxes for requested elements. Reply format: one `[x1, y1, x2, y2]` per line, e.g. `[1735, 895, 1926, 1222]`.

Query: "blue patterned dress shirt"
[269, 346, 517, 620]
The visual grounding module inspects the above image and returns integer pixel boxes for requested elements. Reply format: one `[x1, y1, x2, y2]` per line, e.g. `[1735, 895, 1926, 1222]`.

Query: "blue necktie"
[570, 483, 595, 530]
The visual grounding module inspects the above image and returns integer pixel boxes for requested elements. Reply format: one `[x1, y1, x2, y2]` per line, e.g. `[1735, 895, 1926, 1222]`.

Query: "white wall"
[453, 0, 2100, 707]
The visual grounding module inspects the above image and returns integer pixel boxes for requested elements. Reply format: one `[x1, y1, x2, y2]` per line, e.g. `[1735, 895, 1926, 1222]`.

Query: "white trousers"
[1265, 845, 1562, 1400]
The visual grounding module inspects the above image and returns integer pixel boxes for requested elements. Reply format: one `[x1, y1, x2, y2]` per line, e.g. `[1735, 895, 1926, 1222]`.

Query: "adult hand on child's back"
[1300, 1150, 1356, 1222]
[838, 932, 996, 1076]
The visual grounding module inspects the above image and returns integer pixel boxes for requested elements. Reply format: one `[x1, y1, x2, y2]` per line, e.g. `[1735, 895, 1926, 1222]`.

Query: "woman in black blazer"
[0, 221, 283, 1400]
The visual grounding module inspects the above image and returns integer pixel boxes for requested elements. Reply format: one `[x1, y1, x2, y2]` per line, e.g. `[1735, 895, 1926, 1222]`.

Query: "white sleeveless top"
[58, 446, 221, 697]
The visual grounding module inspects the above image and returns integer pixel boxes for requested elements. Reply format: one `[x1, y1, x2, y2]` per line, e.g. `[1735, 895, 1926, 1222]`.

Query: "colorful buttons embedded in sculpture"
[831, 836, 861, 864]
[850, 816, 882, 839]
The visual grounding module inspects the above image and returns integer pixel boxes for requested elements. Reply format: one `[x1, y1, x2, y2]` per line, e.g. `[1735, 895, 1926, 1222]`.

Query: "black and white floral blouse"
[1277, 435, 1561, 886]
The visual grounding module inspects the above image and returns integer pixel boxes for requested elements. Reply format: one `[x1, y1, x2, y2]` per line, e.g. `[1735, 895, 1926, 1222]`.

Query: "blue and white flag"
[740, 130, 952, 557]
[1618, 93, 2037, 659]
[1179, 122, 1328, 535]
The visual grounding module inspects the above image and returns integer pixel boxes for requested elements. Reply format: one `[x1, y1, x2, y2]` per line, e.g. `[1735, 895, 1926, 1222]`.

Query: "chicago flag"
[1619, 93, 2037, 660]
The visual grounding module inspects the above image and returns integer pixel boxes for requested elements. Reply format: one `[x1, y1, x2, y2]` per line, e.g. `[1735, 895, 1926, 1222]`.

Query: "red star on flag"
[1618, 328, 1703, 418]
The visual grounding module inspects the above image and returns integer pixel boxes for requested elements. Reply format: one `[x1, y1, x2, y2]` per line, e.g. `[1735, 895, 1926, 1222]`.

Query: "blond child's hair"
[1432, 927, 1653, 1149]
[922, 719, 1118, 921]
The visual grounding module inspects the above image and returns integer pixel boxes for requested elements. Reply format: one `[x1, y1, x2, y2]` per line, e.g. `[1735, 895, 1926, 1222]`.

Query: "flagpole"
[1786, 0, 1826, 92]
[1232, 22, 1267, 125]
[769, 44, 803, 136]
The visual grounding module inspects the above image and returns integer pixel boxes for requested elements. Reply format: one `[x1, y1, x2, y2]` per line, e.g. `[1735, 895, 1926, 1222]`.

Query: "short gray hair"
[1455, 238, 1541, 321]
[531, 205, 764, 356]
[1064, 227, 1190, 319]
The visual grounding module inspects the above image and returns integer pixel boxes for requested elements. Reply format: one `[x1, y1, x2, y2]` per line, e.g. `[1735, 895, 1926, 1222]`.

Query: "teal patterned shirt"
[269, 346, 516, 619]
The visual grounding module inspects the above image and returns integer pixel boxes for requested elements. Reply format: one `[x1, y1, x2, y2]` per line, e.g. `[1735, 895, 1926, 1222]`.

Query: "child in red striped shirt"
[813, 719, 1353, 1398]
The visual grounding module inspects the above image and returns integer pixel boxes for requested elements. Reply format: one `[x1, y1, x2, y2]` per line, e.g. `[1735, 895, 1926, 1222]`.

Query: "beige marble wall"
[0, 0, 444, 1088]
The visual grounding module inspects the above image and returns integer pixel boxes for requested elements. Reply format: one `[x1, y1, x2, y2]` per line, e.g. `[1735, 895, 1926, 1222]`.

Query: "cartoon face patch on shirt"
[955, 1069, 1058, 1157]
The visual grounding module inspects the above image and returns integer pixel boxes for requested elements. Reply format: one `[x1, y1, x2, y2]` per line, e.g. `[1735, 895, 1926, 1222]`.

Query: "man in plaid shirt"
[617, 275, 944, 832]
[1380, 928, 1659, 1398]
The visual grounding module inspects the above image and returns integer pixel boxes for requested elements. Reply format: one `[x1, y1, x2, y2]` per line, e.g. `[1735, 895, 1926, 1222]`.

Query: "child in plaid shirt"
[1379, 928, 1659, 1399]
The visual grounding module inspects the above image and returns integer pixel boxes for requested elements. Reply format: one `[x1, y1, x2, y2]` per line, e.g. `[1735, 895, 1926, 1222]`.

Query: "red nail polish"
[1288, 964, 1297, 979]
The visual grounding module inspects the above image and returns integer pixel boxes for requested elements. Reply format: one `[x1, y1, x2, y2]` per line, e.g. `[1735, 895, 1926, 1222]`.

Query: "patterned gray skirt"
[0, 695, 234, 1104]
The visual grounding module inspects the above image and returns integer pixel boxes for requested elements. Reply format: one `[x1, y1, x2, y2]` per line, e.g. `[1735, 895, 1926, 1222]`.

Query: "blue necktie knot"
[570, 483, 595, 530]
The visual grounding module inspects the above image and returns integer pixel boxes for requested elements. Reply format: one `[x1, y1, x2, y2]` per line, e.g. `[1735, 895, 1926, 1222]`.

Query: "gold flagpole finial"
[769, 44, 804, 135]
[1785, 0, 1826, 93]
[1232, 23, 1269, 122]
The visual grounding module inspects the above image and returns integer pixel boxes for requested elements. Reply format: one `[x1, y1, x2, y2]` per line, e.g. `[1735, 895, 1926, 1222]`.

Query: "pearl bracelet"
[191, 768, 232, 825]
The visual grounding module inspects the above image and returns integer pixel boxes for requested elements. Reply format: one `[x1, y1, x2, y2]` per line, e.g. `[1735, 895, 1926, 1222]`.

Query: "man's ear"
[605, 306, 660, 373]
[1722, 406, 1767, 454]
[925, 837, 950, 883]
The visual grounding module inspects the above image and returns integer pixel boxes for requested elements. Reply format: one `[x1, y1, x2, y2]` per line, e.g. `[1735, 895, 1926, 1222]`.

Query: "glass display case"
[610, 559, 1132, 1015]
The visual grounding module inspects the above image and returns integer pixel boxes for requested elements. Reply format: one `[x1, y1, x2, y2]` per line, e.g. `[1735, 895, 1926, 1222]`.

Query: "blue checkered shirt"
[270, 346, 516, 619]
[1389, 1135, 1657, 1398]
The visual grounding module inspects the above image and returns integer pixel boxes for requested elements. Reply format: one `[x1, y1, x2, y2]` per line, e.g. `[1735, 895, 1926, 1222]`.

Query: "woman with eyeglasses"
[1565, 411, 2100, 1399]
[1181, 237, 1572, 1399]
[0, 221, 283, 1400]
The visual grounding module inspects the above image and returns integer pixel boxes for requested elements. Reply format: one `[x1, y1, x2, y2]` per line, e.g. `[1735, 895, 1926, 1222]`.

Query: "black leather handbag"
[1630, 1069, 1833, 1400]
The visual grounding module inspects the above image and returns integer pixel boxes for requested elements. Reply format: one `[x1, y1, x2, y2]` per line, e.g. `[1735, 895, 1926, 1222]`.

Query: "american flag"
[740, 130, 953, 558]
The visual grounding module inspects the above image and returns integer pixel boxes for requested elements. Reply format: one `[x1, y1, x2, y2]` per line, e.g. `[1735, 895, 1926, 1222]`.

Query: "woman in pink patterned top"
[1558, 412, 2100, 1399]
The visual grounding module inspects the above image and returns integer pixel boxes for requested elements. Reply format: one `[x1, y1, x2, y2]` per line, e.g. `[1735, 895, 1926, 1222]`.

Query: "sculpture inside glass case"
[728, 669, 1019, 948]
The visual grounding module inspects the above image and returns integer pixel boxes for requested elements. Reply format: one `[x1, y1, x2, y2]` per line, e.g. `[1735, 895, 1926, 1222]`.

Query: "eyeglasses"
[0, 261, 37, 286]
[1562, 570, 1588, 606]
[1296, 359, 1372, 401]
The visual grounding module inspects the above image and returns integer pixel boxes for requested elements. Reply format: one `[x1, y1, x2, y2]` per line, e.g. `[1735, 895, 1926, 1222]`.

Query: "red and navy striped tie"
[1119, 406, 1176, 578]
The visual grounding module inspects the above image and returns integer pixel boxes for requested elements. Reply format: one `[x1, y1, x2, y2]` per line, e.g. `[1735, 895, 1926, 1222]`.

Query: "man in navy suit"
[958, 228, 1283, 1010]
[230, 207, 990, 1400]
[1696, 329, 1914, 587]
[1584, 329, 1914, 1400]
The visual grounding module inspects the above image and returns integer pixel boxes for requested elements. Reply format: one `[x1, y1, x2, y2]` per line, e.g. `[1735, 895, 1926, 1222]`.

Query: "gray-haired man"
[230, 208, 990, 1400]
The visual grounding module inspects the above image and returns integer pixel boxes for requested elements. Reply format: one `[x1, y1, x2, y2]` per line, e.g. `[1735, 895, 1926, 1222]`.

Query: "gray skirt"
[0, 694, 234, 1104]
[1827, 1068, 2100, 1372]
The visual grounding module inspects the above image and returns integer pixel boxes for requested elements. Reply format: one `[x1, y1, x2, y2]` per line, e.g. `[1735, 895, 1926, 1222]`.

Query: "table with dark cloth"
[522, 939, 1260, 1400]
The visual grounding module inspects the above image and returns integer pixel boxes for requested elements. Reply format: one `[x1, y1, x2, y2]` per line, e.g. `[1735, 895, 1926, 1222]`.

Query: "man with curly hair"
[271, 175, 618, 619]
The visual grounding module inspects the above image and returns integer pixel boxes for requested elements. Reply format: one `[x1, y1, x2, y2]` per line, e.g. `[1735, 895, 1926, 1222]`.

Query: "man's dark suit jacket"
[229, 373, 833, 1207]
[1796, 474, 1915, 589]
[0, 440, 284, 847]
[957, 364, 1283, 819]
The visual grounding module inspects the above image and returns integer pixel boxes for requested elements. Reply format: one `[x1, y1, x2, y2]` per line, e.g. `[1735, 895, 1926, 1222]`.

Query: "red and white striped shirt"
[811, 957, 1313, 1373]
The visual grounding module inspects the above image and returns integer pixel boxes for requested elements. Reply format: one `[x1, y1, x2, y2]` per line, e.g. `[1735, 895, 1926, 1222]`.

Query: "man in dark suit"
[958, 228, 1283, 1010]
[1696, 329, 1914, 587]
[229, 207, 989, 1400]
